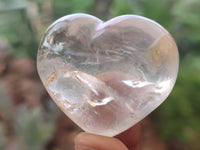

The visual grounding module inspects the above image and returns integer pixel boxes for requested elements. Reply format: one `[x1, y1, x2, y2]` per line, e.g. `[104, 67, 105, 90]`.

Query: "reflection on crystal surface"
[37, 14, 179, 136]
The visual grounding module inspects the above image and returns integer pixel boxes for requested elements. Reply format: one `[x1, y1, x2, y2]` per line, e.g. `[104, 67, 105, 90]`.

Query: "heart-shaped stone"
[37, 14, 179, 137]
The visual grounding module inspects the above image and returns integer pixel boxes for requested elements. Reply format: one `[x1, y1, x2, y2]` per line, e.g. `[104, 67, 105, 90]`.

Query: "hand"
[74, 122, 141, 150]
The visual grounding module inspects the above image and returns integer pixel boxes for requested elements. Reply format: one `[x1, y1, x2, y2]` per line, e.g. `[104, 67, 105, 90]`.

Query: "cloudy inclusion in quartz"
[37, 14, 179, 137]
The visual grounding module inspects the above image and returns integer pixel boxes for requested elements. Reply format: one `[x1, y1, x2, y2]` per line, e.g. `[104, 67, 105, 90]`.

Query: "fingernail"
[75, 145, 97, 150]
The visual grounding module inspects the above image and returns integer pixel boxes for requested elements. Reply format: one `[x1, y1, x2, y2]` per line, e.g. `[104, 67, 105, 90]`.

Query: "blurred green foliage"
[53, 0, 95, 17]
[14, 106, 55, 150]
[110, 0, 172, 28]
[0, 81, 58, 150]
[0, 123, 6, 149]
[0, 0, 37, 57]
[153, 53, 200, 149]
[0, 0, 200, 149]
[110, 0, 134, 16]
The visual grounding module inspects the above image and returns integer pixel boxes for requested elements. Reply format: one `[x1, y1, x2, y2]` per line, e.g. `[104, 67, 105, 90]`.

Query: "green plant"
[172, 0, 200, 42]
[0, 0, 39, 58]
[14, 106, 55, 150]
[52, 0, 95, 18]
[0, 123, 6, 150]
[110, 0, 134, 17]
[153, 53, 200, 149]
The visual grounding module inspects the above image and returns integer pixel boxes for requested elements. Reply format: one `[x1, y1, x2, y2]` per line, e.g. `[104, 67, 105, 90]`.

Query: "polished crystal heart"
[37, 14, 179, 136]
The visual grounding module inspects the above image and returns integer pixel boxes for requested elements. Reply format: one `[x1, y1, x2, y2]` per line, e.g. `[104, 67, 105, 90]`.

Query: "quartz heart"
[37, 14, 179, 137]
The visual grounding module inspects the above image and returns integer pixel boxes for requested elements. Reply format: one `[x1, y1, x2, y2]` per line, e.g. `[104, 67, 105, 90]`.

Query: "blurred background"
[0, 0, 200, 150]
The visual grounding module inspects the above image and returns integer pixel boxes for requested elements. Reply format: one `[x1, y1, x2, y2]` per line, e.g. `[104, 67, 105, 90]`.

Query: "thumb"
[74, 132, 128, 150]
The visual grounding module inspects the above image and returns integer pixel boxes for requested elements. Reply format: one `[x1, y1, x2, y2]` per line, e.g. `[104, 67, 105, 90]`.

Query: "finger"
[115, 122, 141, 150]
[74, 132, 128, 150]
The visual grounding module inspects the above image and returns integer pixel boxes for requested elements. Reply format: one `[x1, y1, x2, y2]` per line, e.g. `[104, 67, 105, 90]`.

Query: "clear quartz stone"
[37, 14, 179, 137]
